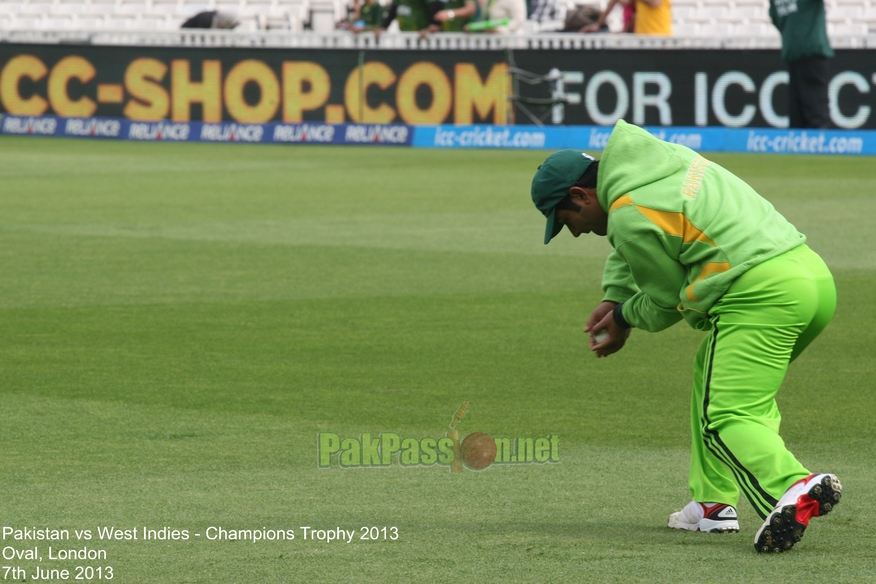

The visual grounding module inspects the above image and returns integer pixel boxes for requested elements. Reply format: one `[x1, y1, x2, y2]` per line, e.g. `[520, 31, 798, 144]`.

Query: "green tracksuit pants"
[689, 244, 836, 519]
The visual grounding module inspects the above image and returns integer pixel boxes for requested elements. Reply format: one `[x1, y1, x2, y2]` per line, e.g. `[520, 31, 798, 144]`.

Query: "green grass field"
[1, 136, 874, 583]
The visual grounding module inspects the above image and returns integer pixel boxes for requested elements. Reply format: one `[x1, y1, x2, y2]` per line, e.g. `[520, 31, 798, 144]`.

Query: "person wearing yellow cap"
[530, 120, 842, 553]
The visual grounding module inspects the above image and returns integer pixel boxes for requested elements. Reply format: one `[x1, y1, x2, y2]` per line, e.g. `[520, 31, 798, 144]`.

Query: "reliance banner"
[0, 114, 413, 145]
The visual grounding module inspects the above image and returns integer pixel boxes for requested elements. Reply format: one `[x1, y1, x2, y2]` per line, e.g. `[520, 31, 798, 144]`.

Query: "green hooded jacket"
[598, 121, 806, 332]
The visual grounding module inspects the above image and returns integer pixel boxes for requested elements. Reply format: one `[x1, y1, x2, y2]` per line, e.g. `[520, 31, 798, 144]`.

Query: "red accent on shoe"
[795, 494, 821, 525]
[701, 503, 734, 519]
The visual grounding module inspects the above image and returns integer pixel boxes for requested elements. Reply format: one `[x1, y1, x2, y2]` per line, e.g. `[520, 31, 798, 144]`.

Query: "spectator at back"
[181, 10, 239, 29]
[582, 0, 669, 35]
[632, 0, 669, 34]
[621, 0, 635, 32]
[431, 0, 478, 32]
[769, 0, 833, 128]
[376, 0, 432, 34]
[562, 3, 603, 31]
[338, 0, 385, 31]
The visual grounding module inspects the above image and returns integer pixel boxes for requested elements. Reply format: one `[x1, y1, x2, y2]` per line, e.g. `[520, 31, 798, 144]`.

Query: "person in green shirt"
[769, 0, 834, 128]
[356, 0, 385, 30]
[530, 120, 842, 553]
[376, 0, 431, 33]
[338, 0, 384, 31]
[430, 0, 477, 32]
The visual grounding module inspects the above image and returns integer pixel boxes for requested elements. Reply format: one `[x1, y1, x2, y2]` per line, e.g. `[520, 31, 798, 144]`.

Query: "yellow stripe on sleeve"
[634, 207, 716, 246]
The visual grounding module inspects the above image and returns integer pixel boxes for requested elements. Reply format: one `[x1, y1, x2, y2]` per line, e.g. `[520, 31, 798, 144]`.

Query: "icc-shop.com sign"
[0, 45, 512, 125]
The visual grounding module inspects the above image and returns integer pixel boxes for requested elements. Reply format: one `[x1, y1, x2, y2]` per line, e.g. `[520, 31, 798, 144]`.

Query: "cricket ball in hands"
[594, 329, 610, 344]
[460, 432, 497, 470]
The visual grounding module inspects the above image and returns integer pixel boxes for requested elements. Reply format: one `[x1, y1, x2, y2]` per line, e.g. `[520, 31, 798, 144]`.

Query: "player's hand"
[584, 301, 631, 358]
[585, 301, 616, 333]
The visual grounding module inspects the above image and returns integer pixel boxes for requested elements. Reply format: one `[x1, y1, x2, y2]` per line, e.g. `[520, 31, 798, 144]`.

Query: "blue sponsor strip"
[0, 115, 413, 146]
[725, 127, 875, 155]
[417, 124, 876, 155]
[415, 125, 555, 149]
[3, 115, 876, 155]
[415, 124, 876, 155]
[415, 125, 728, 151]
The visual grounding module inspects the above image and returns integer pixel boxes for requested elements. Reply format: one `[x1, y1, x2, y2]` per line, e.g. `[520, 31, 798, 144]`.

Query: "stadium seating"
[0, 0, 872, 37]
[0, 0, 275, 31]
[668, 0, 874, 38]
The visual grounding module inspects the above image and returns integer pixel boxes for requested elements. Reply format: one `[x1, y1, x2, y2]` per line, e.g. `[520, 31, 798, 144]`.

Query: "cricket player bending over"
[531, 120, 841, 553]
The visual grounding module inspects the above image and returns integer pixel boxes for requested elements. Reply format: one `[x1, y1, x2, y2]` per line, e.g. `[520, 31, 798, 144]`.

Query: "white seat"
[151, 0, 182, 14]
[698, 21, 733, 36]
[729, 21, 763, 36]
[180, 0, 210, 12]
[310, 8, 333, 32]
[693, 5, 728, 22]
[116, 0, 149, 13]
[73, 13, 105, 26]
[83, 5, 115, 14]
[269, 3, 291, 15]
[9, 14, 43, 27]
[43, 14, 71, 26]
[728, 5, 767, 22]
[54, 3, 86, 14]
[213, 0, 240, 11]
[0, 2, 26, 14]
[84, 0, 118, 15]
[104, 13, 132, 25]
[263, 12, 290, 27]
[267, 10, 302, 29]
[20, 1, 55, 14]
[673, 4, 697, 21]
[732, 20, 766, 35]
[672, 21, 699, 36]
[755, 21, 779, 37]
[240, 0, 273, 15]
[134, 13, 167, 26]
[235, 12, 257, 28]
[829, 21, 868, 35]
[276, 0, 307, 19]
[828, 4, 863, 21]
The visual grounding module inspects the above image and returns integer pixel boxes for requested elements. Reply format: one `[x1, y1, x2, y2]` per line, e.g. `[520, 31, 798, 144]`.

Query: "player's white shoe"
[668, 501, 740, 533]
[754, 473, 842, 553]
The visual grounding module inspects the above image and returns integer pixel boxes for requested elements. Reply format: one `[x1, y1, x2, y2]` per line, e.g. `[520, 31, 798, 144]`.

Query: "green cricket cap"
[531, 150, 596, 244]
